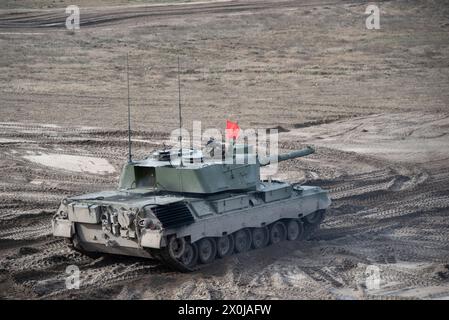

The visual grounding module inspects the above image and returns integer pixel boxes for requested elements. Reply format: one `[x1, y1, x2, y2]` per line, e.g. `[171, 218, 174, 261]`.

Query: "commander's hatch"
[153, 148, 203, 164]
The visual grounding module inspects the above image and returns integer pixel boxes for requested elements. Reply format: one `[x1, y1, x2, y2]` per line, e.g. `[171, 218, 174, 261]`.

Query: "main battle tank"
[52, 142, 331, 271]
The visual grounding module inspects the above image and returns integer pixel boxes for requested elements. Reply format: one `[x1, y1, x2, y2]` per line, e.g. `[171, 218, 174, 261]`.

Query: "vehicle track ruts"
[0, 123, 168, 141]
[0, 221, 51, 241]
[0, 0, 371, 29]
[41, 258, 166, 299]
[0, 240, 91, 272]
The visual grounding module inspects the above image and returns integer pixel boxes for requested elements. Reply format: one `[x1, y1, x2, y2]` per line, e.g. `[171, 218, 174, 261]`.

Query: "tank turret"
[117, 145, 315, 194]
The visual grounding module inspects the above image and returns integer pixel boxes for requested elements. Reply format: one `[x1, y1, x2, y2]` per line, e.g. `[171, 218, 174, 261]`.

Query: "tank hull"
[52, 182, 331, 271]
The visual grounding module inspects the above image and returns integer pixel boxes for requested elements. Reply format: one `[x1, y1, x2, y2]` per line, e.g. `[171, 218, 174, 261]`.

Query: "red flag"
[226, 120, 240, 140]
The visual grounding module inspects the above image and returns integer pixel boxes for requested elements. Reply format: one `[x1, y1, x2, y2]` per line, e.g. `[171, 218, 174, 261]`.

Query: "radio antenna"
[177, 56, 183, 167]
[126, 53, 132, 163]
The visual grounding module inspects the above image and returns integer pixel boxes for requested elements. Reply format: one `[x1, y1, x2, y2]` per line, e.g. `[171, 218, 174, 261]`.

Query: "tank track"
[156, 210, 326, 272]
[68, 210, 325, 272]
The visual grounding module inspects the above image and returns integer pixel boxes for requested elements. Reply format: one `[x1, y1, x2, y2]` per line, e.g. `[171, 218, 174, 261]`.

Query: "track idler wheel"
[303, 209, 326, 239]
[304, 210, 325, 225]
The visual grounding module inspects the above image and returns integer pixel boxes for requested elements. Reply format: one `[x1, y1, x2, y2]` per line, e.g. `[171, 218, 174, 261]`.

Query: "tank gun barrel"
[259, 146, 314, 166]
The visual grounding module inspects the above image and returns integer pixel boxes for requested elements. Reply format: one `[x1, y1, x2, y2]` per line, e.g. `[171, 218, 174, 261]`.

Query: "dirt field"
[0, 0, 448, 299]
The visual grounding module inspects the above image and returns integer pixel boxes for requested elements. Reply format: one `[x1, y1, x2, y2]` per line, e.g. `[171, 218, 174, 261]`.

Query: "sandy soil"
[23, 153, 116, 174]
[0, 0, 448, 299]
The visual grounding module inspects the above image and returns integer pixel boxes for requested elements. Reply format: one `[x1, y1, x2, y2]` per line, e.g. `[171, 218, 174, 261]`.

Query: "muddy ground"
[0, 0, 448, 299]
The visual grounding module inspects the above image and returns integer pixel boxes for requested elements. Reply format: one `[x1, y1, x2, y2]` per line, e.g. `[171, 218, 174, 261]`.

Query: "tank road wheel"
[168, 236, 186, 259]
[197, 238, 217, 264]
[286, 219, 304, 241]
[296, 220, 305, 241]
[252, 227, 269, 249]
[179, 242, 198, 269]
[269, 221, 287, 244]
[234, 229, 252, 253]
[216, 235, 234, 258]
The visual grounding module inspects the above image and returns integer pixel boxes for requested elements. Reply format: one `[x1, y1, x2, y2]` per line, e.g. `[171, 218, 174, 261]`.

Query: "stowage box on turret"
[52, 143, 331, 271]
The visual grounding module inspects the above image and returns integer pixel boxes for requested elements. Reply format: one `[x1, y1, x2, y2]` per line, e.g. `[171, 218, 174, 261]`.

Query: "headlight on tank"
[140, 206, 162, 230]
[143, 219, 162, 230]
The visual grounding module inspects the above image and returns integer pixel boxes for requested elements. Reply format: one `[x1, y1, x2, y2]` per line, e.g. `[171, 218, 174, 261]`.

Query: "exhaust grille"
[152, 202, 194, 228]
